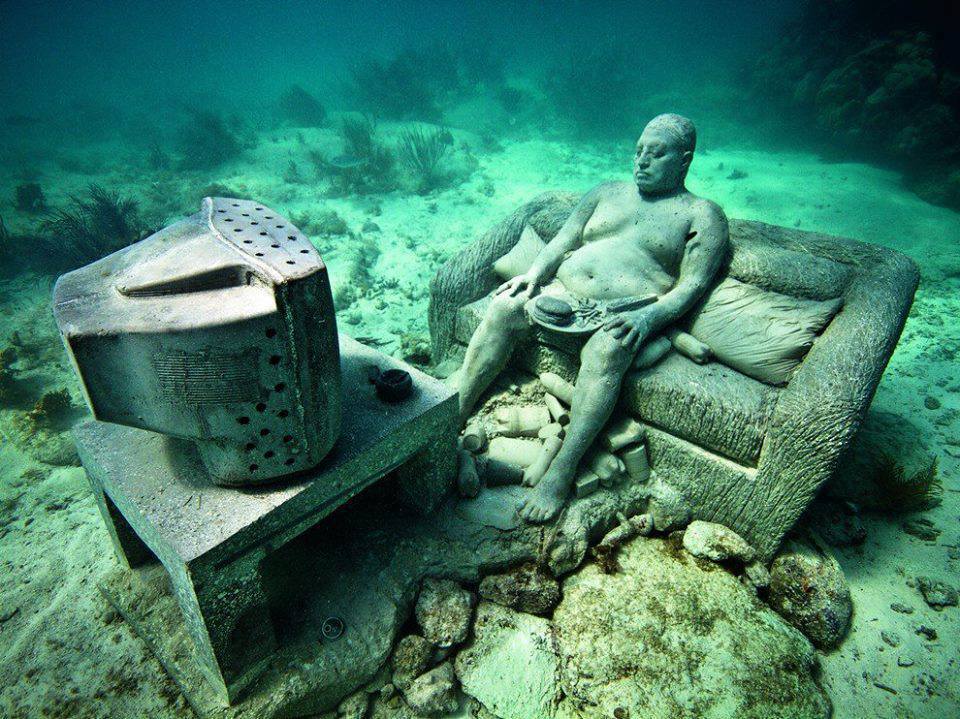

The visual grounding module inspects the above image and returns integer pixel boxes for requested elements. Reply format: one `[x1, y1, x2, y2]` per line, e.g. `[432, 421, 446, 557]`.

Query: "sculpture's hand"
[496, 270, 542, 299]
[603, 307, 657, 352]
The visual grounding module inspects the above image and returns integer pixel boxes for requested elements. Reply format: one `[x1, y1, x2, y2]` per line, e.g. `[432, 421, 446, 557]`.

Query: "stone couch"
[429, 192, 919, 560]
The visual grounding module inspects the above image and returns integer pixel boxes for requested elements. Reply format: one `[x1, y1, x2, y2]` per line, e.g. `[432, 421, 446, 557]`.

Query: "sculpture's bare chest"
[582, 191, 692, 272]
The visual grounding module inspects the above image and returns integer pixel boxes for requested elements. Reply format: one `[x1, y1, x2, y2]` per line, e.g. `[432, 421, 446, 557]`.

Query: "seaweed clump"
[870, 452, 942, 512]
[314, 116, 396, 195]
[0, 346, 17, 404]
[398, 126, 453, 194]
[27, 389, 73, 429]
[175, 111, 243, 170]
[15, 183, 46, 213]
[40, 185, 143, 270]
[278, 84, 327, 127]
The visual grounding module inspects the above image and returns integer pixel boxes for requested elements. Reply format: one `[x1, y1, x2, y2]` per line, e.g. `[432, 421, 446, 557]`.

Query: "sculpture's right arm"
[526, 184, 605, 281]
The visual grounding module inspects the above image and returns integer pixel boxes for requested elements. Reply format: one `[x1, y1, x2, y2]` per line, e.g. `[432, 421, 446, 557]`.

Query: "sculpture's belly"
[556, 239, 674, 300]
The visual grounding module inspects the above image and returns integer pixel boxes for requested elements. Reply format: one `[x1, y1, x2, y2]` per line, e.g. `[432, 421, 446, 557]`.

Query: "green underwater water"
[0, 1, 958, 718]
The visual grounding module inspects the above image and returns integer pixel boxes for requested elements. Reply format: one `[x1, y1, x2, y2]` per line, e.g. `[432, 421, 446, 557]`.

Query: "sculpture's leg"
[519, 330, 634, 523]
[457, 292, 530, 422]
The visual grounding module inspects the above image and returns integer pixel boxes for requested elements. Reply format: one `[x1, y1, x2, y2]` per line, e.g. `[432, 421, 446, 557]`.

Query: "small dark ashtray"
[371, 367, 413, 402]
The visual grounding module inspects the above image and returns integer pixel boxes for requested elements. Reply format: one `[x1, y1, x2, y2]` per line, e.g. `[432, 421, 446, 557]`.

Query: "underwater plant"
[147, 141, 170, 171]
[278, 84, 327, 127]
[26, 388, 73, 429]
[313, 116, 396, 195]
[175, 111, 243, 170]
[0, 345, 16, 404]
[870, 452, 942, 512]
[14, 182, 46, 213]
[40, 185, 143, 270]
[398, 126, 452, 194]
[350, 50, 443, 121]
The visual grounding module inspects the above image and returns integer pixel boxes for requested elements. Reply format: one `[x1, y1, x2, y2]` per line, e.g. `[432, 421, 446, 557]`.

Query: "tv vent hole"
[237, 416, 250, 425]
[286, 260, 295, 265]
[284, 458, 295, 466]
[274, 382, 286, 391]
[283, 434, 293, 443]
[260, 428, 270, 437]
[277, 409, 289, 418]
[255, 402, 267, 412]
[287, 235, 296, 241]
[249, 464, 258, 472]
[269, 355, 281, 365]
[271, 243, 280, 248]
[264, 450, 275, 459]
[265, 328, 277, 338]
[233, 228, 242, 232]
[245, 442, 256, 451]
[300, 249, 309, 253]
[255, 252, 264, 257]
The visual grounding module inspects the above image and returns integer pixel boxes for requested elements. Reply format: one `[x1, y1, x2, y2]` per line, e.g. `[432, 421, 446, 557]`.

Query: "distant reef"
[749, 0, 960, 209]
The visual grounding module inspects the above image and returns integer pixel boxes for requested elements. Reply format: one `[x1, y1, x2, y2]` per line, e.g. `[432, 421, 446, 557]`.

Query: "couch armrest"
[428, 192, 579, 362]
[737, 240, 919, 559]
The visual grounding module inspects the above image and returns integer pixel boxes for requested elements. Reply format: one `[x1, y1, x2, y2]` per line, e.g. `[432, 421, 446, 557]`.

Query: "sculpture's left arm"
[648, 200, 728, 333]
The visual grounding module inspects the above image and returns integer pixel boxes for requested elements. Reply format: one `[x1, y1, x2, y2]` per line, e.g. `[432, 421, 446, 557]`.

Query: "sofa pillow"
[686, 277, 843, 386]
[493, 224, 546, 280]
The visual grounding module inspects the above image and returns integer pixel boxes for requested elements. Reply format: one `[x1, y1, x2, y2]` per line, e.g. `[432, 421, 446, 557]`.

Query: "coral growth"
[27, 389, 73, 429]
[349, 42, 500, 122]
[0, 346, 16, 403]
[175, 111, 243, 170]
[313, 116, 396, 195]
[398, 126, 453, 194]
[40, 184, 143, 269]
[870, 452, 942, 512]
[749, 2, 960, 208]
[14, 182, 46, 213]
[350, 50, 445, 121]
[278, 84, 327, 127]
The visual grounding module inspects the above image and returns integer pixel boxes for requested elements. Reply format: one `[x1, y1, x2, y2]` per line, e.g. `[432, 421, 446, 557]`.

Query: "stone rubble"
[477, 564, 561, 616]
[414, 578, 476, 649]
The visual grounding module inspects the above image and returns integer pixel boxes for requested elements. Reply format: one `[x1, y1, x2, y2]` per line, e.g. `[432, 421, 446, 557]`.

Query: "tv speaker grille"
[154, 349, 260, 404]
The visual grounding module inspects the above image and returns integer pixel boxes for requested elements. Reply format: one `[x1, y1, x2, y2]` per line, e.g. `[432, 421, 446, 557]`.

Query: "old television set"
[52, 197, 342, 486]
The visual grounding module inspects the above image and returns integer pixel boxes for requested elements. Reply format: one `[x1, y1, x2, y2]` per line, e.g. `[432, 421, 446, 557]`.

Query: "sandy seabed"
[0, 121, 957, 718]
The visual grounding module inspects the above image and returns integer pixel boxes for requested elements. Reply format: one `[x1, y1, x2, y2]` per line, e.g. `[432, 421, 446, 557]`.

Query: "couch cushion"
[455, 298, 778, 465]
[686, 278, 844, 386]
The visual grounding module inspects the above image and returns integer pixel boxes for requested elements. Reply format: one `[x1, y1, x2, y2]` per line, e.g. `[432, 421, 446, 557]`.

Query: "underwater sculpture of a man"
[457, 113, 729, 523]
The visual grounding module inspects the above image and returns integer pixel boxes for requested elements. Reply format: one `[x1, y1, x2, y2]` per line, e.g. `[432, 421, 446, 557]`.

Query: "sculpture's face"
[633, 126, 692, 196]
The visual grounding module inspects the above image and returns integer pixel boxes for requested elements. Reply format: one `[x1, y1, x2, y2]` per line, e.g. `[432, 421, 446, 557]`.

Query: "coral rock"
[337, 689, 369, 719]
[478, 564, 561, 616]
[682, 520, 756, 564]
[768, 541, 853, 649]
[415, 578, 476, 648]
[455, 603, 560, 719]
[391, 635, 434, 690]
[553, 537, 831, 719]
[400, 661, 459, 717]
[917, 577, 958, 611]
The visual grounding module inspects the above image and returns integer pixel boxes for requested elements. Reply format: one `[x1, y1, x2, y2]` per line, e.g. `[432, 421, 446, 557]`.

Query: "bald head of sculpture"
[633, 113, 697, 197]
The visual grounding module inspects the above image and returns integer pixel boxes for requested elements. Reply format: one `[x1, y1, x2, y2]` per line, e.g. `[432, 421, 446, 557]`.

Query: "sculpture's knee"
[484, 292, 527, 331]
[582, 331, 632, 376]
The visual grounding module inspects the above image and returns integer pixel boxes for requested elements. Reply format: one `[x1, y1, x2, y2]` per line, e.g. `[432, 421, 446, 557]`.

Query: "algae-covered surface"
[1, 2, 958, 718]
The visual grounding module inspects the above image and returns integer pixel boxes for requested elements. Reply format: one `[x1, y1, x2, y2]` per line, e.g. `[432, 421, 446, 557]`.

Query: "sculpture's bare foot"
[517, 463, 572, 523]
